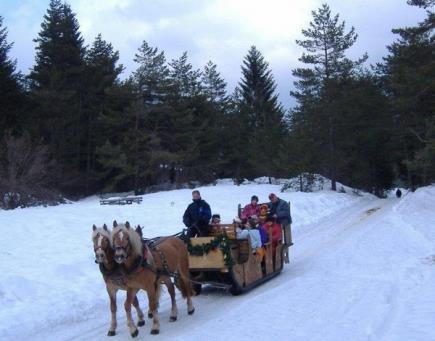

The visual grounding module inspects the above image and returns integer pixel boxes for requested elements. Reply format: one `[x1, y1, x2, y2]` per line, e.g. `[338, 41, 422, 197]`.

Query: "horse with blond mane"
[92, 224, 146, 336]
[111, 221, 195, 337]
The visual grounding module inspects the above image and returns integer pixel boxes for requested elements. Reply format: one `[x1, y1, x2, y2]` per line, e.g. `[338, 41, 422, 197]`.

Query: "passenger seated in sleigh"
[208, 214, 239, 239]
[260, 216, 282, 252]
[236, 216, 266, 261]
[210, 214, 221, 233]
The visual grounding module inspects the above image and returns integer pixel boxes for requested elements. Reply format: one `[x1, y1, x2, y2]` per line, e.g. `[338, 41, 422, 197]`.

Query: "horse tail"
[177, 273, 188, 298]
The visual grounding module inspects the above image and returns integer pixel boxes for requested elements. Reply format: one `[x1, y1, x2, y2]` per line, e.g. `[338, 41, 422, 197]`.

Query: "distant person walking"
[396, 188, 402, 198]
[183, 190, 212, 237]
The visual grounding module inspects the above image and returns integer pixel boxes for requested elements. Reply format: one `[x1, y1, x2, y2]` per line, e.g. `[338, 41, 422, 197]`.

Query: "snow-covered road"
[1, 184, 434, 340]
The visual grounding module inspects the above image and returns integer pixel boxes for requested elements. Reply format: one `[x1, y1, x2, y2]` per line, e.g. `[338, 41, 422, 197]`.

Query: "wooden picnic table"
[99, 196, 143, 205]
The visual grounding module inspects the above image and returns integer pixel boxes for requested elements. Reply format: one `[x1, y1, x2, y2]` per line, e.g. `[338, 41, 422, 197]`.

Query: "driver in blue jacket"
[183, 190, 212, 237]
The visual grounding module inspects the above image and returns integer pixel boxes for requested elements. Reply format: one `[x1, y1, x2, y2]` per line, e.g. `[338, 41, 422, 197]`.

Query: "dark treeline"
[0, 0, 434, 207]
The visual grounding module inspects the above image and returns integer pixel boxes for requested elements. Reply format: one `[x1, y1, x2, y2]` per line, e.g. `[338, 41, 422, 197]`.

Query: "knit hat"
[251, 195, 259, 202]
[269, 193, 277, 200]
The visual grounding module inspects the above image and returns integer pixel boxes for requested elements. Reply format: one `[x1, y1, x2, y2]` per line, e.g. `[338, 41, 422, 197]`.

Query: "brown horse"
[112, 221, 195, 337]
[92, 224, 146, 336]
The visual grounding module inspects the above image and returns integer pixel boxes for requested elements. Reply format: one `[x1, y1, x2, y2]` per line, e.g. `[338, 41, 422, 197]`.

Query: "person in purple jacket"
[249, 217, 268, 245]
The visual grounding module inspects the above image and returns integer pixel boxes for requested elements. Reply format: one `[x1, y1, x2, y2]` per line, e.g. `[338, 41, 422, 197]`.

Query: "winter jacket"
[269, 198, 292, 224]
[241, 203, 261, 220]
[183, 199, 212, 229]
[261, 222, 282, 246]
[259, 226, 268, 245]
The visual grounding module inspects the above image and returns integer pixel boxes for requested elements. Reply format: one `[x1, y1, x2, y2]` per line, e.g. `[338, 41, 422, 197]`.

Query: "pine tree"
[133, 41, 169, 103]
[29, 0, 86, 193]
[169, 51, 202, 98]
[223, 87, 252, 182]
[93, 80, 138, 192]
[95, 139, 132, 192]
[129, 41, 174, 188]
[198, 61, 229, 180]
[407, 0, 435, 8]
[329, 74, 394, 194]
[237, 46, 285, 179]
[291, 3, 367, 190]
[381, 1, 435, 187]
[0, 16, 25, 135]
[83, 34, 124, 193]
[202, 60, 227, 106]
[164, 52, 202, 182]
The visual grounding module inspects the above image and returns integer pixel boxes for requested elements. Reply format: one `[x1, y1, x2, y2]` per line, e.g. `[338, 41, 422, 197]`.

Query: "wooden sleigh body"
[188, 223, 285, 295]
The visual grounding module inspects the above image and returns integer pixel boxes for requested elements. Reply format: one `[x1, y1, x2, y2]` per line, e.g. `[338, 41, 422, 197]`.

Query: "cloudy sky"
[0, 0, 427, 108]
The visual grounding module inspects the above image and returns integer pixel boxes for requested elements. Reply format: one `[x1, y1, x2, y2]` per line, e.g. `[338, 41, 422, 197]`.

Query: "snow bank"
[394, 185, 435, 242]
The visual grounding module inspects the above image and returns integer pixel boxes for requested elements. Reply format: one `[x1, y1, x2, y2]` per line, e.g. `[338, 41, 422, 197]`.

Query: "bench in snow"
[99, 196, 143, 205]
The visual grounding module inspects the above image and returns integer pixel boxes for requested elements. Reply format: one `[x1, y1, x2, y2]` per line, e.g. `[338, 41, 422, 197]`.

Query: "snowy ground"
[0, 183, 434, 340]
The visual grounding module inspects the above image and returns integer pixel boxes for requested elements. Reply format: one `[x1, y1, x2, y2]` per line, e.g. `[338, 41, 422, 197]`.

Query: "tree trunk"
[133, 103, 140, 193]
[328, 108, 336, 191]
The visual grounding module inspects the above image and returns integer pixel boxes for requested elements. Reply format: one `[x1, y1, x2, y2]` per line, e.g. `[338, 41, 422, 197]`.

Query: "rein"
[122, 238, 179, 282]
[109, 231, 188, 287]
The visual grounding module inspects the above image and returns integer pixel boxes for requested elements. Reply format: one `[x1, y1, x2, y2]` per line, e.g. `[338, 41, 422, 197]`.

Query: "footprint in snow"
[364, 207, 381, 216]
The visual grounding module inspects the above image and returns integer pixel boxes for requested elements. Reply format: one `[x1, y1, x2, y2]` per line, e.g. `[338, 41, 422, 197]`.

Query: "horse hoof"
[131, 329, 139, 338]
[169, 316, 177, 322]
[148, 312, 153, 319]
[107, 330, 116, 336]
[138, 320, 145, 327]
[151, 329, 160, 335]
[188, 307, 195, 315]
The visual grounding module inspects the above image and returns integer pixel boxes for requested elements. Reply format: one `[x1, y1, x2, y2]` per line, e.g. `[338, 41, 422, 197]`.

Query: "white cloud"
[205, 0, 318, 40]
[2, 0, 428, 108]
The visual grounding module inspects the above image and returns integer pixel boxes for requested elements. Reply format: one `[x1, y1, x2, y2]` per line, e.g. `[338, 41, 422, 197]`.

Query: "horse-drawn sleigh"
[91, 207, 290, 337]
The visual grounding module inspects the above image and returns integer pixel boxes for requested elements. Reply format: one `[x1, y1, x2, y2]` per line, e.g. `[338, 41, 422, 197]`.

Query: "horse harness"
[120, 236, 179, 287]
[147, 237, 179, 283]
[99, 263, 129, 287]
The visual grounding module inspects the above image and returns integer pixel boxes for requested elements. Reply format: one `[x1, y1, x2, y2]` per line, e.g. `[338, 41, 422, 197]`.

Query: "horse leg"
[125, 288, 139, 338]
[106, 285, 117, 336]
[147, 285, 161, 334]
[164, 277, 178, 322]
[185, 283, 195, 315]
[132, 294, 145, 327]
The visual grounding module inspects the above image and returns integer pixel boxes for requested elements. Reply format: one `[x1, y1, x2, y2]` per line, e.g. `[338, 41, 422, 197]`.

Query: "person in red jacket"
[241, 195, 261, 220]
[261, 217, 281, 247]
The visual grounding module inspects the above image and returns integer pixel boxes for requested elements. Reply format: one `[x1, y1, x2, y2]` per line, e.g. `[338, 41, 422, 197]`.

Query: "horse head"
[92, 224, 112, 264]
[112, 221, 142, 264]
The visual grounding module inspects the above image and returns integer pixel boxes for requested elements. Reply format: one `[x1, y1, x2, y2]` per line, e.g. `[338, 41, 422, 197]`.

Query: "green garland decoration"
[187, 234, 234, 267]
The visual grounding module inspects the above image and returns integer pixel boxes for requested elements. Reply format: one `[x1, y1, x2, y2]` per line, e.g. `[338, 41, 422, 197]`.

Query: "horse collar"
[122, 256, 144, 276]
